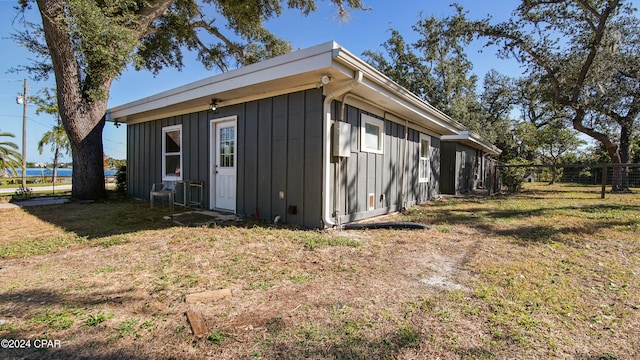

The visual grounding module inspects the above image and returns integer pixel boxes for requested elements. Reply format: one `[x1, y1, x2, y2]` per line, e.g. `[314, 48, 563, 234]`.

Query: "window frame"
[419, 133, 431, 183]
[162, 124, 183, 181]
[360, 114, 385, 154]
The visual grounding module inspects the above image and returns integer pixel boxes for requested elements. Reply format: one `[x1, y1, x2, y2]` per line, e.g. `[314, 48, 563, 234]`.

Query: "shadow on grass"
[404, 197, 640, 247]
[18, 193, 306, 241]
[0, 287, 156, 360]
[0, 288, 468, 360]
[19, 198, 176, 239]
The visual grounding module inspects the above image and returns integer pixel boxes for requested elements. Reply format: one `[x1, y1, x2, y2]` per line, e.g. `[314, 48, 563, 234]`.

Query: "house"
[440, 131, 501, 195]
[106, 41, 499, 228]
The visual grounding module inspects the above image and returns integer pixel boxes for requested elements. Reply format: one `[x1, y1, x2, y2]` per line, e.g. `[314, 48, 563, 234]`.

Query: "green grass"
[115, 318, 139, 339]
[32, 308, 81, 330]
[85, 311, 115, 326]
[206, 331, 225, 345]
[0, 235, 86, 259]
[297, 233, 361, 250]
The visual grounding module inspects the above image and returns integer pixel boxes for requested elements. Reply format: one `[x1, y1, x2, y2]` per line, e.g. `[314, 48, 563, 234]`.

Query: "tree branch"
[570, 0, 621, 104]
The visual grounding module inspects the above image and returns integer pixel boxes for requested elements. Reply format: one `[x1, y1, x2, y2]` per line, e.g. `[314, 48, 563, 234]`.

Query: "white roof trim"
[441, 131, 502, 156]
[106, 41, 487, 140]
[107, 41, 338, 122]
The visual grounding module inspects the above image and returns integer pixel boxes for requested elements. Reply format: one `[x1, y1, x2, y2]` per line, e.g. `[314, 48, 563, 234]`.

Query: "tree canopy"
[471, 0, 639, 166]
[362, 7, 488, 141]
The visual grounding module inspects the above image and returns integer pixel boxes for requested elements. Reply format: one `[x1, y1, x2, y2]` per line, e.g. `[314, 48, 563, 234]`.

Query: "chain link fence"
[493, 163, 640, 198]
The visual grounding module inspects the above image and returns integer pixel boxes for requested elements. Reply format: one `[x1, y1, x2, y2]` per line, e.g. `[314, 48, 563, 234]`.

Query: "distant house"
[106, 41, 500, 228]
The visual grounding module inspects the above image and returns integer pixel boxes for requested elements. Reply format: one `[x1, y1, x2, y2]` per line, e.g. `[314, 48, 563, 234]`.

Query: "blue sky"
[0, 0, 546, 163]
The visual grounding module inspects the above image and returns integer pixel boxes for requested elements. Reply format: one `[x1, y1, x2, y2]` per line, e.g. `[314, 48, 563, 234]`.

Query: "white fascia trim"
[441, 131, 502, 156]
[337, 91, 442, 139]
[332, 47, 465, 134]
[357, 76, 461, 135]
[108, 41, 339, 122]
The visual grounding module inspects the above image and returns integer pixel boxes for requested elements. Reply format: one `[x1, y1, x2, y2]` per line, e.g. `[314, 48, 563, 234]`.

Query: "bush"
[115, 165, 127, 193]
[500, 158, 529, 192]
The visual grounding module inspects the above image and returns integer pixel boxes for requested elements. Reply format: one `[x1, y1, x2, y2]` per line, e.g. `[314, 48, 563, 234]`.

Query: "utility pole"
[21, 78, 27, 190]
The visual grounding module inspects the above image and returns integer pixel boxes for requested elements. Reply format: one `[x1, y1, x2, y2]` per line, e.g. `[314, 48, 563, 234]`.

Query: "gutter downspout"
[321, 70, 363, 228]
[335, 92, 358, 229]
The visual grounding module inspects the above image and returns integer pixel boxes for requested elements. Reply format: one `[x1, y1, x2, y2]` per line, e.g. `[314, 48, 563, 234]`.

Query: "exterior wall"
[329, 103, 440, 224]
[440, 142, 457, 195]
[440, 142, 484, 195]
[127, 88, 324, 228]
[127, 111, 211, 205]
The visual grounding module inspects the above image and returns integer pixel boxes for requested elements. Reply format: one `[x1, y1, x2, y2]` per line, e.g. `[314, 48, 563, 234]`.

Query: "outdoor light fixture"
[114, 121, 121, 128]
[210, 99, 219, 112]
[316, 75, 332, 88]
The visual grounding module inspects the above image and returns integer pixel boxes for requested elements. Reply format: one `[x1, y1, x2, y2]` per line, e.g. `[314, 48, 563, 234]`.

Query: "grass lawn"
[0, 184, 638, 359]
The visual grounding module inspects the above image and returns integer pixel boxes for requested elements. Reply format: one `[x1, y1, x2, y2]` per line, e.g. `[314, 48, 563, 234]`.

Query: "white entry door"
[212, 118, 237, 212]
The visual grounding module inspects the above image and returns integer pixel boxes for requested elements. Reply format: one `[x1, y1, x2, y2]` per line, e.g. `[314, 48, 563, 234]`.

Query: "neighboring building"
[106, 41, 500, 228]
[440, 131, 501, 195]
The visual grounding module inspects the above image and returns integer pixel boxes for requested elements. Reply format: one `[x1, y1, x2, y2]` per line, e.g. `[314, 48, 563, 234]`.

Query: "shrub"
[500, 158, 529, 192]
[115, 165, 127, 193]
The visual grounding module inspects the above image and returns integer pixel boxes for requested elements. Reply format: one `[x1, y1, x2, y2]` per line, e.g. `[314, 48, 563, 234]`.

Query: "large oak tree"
[469, 0, 639, 190]
[14, 0, 366, 200]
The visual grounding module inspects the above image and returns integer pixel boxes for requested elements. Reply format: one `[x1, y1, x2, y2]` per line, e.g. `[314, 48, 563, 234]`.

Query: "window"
[419, 134, 430, 183]
[361, 114, 384, 154]
[218, 126, 235, 168]
[162, 125, 182, 180]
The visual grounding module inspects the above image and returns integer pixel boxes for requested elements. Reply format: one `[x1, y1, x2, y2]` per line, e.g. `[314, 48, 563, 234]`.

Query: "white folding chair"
[150, 180, 176, 210]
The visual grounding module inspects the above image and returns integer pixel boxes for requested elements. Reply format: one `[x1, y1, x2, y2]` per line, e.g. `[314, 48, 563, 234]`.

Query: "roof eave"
[441, 131, 502, 156]
[330, 46, 465, 136]
[107, 41, 340, 124]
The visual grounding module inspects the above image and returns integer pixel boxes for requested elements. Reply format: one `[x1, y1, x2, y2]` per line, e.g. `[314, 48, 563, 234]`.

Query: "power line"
[104, 138, 124, 145]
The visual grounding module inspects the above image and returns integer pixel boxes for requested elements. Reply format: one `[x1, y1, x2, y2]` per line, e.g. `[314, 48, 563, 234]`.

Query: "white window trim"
[360, 114, 384, 154]
[162, 124, 183, 181]
[419, 133, 431, 183]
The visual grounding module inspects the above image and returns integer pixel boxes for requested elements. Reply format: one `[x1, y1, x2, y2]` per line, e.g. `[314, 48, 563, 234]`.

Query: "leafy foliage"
[500, 158, 530, 192]
[31, 88, 71, 183]
[115, 165, 127, 193]
[362, 6, 490, 141]
[471, 0, 639, 169]
[0, 132, 22, 176]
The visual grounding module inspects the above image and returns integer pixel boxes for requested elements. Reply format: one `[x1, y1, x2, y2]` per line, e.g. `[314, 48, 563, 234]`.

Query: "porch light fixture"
[316, 75, 332, 88]
[210, 99, 219, 112]
[114, 121, 121, 128]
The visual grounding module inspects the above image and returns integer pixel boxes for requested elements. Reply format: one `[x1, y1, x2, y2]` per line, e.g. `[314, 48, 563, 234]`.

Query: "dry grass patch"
[0, 184, 639, 359]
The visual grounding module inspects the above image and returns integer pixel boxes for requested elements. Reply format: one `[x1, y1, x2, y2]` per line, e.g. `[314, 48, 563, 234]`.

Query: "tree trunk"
[615, 124, 632, 192]
[571, 108, 626, 192]
[52, 146, 58, 184]
[67, 114, 106, 199]
[550, 165, 558, 185]
[37, 0, 110, 201]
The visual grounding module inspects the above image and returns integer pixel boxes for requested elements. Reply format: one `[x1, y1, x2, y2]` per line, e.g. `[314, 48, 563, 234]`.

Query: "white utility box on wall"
[332, 121, 352, 157]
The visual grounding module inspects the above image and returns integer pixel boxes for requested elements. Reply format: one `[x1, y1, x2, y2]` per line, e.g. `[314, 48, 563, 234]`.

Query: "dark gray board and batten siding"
[440, 142, 481, 195]
[329, 103, 440, 224]
[127, 88, 324, 228]
[127, 87, 440, 228]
